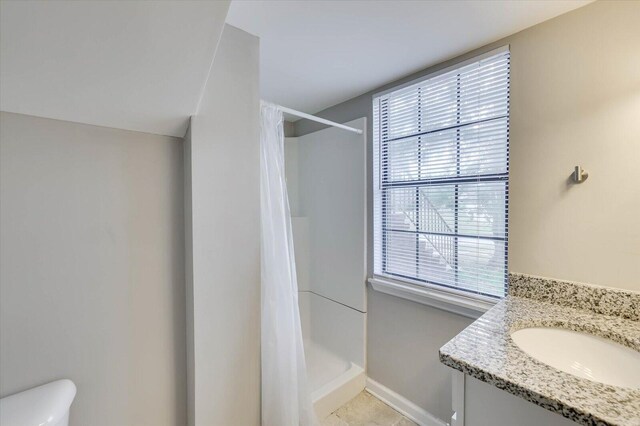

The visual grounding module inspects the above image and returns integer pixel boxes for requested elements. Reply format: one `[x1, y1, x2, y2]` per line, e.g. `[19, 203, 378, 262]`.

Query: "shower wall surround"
[295, 118, 367, 311]
[285, 118, 367, 418]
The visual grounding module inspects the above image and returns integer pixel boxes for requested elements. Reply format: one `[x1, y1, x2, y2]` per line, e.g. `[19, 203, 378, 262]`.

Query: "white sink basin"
[510, 327, 640, 389]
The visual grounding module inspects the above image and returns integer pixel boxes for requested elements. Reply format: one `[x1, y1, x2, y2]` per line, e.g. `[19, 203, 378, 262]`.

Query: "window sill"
[368, 276, 497, 319]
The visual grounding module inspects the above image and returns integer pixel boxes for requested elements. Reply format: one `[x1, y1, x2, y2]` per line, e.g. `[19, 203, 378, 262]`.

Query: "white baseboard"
[365, 377, 448, 426]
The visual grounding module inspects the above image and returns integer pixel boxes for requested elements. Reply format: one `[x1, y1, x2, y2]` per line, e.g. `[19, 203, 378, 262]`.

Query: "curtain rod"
[276, 105, 363, 135]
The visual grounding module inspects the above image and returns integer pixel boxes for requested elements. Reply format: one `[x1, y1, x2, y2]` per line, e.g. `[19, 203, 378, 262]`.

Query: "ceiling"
[227, 0, 592, 118]
[0, 0, 229, 137]
[0, 1, 593, 135]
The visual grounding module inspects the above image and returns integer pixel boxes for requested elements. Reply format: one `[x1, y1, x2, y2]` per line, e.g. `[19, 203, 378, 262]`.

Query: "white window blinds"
[373, 47, 510, 298]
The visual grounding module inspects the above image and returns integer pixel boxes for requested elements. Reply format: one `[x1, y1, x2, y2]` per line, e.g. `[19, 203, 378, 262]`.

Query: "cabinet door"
[460, 374, 577, 426]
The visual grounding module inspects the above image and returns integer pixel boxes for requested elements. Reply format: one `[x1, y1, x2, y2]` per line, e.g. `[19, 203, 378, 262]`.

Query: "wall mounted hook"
[573, 165, 589, 183]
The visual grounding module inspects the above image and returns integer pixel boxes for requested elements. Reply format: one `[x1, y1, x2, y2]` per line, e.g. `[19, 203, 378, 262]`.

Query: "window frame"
[371, 46, 510, 314]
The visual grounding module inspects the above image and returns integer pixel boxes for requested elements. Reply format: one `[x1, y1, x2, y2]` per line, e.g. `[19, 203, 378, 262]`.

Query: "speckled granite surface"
[510, 273, 640, 321]
[439, 275, 640, 426]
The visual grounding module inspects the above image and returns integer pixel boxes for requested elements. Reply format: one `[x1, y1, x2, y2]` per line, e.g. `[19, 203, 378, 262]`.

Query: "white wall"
[294, 1, 640, 421]
[0, 112, 186, 425]
[185, 24, 261, 426]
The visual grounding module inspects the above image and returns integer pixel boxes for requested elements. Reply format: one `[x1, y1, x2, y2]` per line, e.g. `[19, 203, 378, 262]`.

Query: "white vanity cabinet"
[451, 371, 578, 426]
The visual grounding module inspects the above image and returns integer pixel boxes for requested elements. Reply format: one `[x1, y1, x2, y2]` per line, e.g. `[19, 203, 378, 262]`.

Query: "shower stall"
[285, 118, 367, 419]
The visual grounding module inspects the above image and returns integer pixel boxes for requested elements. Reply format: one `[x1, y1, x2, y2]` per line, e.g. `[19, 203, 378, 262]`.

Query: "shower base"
[299, 292, 366, 419]
[304, 339, 366, 419]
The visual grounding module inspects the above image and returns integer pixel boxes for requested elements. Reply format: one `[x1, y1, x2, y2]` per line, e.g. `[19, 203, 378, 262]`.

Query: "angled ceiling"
[0, 0, 230, 137]
[227, 0, 593, 118]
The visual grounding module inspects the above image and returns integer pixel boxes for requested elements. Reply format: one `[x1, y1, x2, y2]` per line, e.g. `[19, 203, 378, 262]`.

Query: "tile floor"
[320, 391, 418, 426]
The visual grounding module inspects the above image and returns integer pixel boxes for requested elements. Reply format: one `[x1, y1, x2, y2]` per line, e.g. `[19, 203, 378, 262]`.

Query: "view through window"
[372, 48, 510, 298]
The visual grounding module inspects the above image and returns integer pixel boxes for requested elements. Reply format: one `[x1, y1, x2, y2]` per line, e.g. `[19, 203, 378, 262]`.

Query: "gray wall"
[283, 120, 296, 137]
[185, 24, 261, 426]
[183, 123, 195, 426]
[295, 0, 640, 421]
[0, 112, 186, 425]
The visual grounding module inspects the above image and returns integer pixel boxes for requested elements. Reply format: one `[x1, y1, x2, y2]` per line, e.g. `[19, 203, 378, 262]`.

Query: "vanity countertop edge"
[439, 273, 640, 426]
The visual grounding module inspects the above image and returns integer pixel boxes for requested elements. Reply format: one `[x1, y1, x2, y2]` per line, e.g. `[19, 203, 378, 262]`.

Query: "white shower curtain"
[260, 102, 315, 426]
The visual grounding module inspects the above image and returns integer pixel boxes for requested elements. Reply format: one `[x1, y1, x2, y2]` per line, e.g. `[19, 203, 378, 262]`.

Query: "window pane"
[458, 238, 506, 297]
[418, 234, 455, 286]
[459, 118, 509, 176]
[459, 61, 510, 124]
[385, 230, 417, 278]
[384, 187, 416, 230]
[384, 136, 421, 182]
[387, 93, 420, 140]
[458, 182, 507, 238]
[420, 129, 457, 179]
[421, 77, 458, 131]
[417, 185, 455, 234]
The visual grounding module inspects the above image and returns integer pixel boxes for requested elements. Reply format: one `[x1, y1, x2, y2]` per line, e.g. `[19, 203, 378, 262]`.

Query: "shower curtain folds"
[260, 101, 315, 426]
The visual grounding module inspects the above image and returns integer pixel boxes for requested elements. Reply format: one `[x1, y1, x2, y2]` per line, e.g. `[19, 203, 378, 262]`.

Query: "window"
[373, 47, 510, 300]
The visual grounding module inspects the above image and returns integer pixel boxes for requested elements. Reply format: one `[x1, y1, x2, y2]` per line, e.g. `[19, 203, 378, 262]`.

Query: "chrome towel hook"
[573, 165, 589, 183]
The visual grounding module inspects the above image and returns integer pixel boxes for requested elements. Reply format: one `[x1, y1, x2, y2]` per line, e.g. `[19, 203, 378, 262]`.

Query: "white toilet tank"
[0, 379, 76, 426]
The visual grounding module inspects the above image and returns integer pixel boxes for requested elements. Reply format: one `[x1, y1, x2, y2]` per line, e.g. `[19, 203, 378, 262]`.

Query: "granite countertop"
[439, 273, 640, 426]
